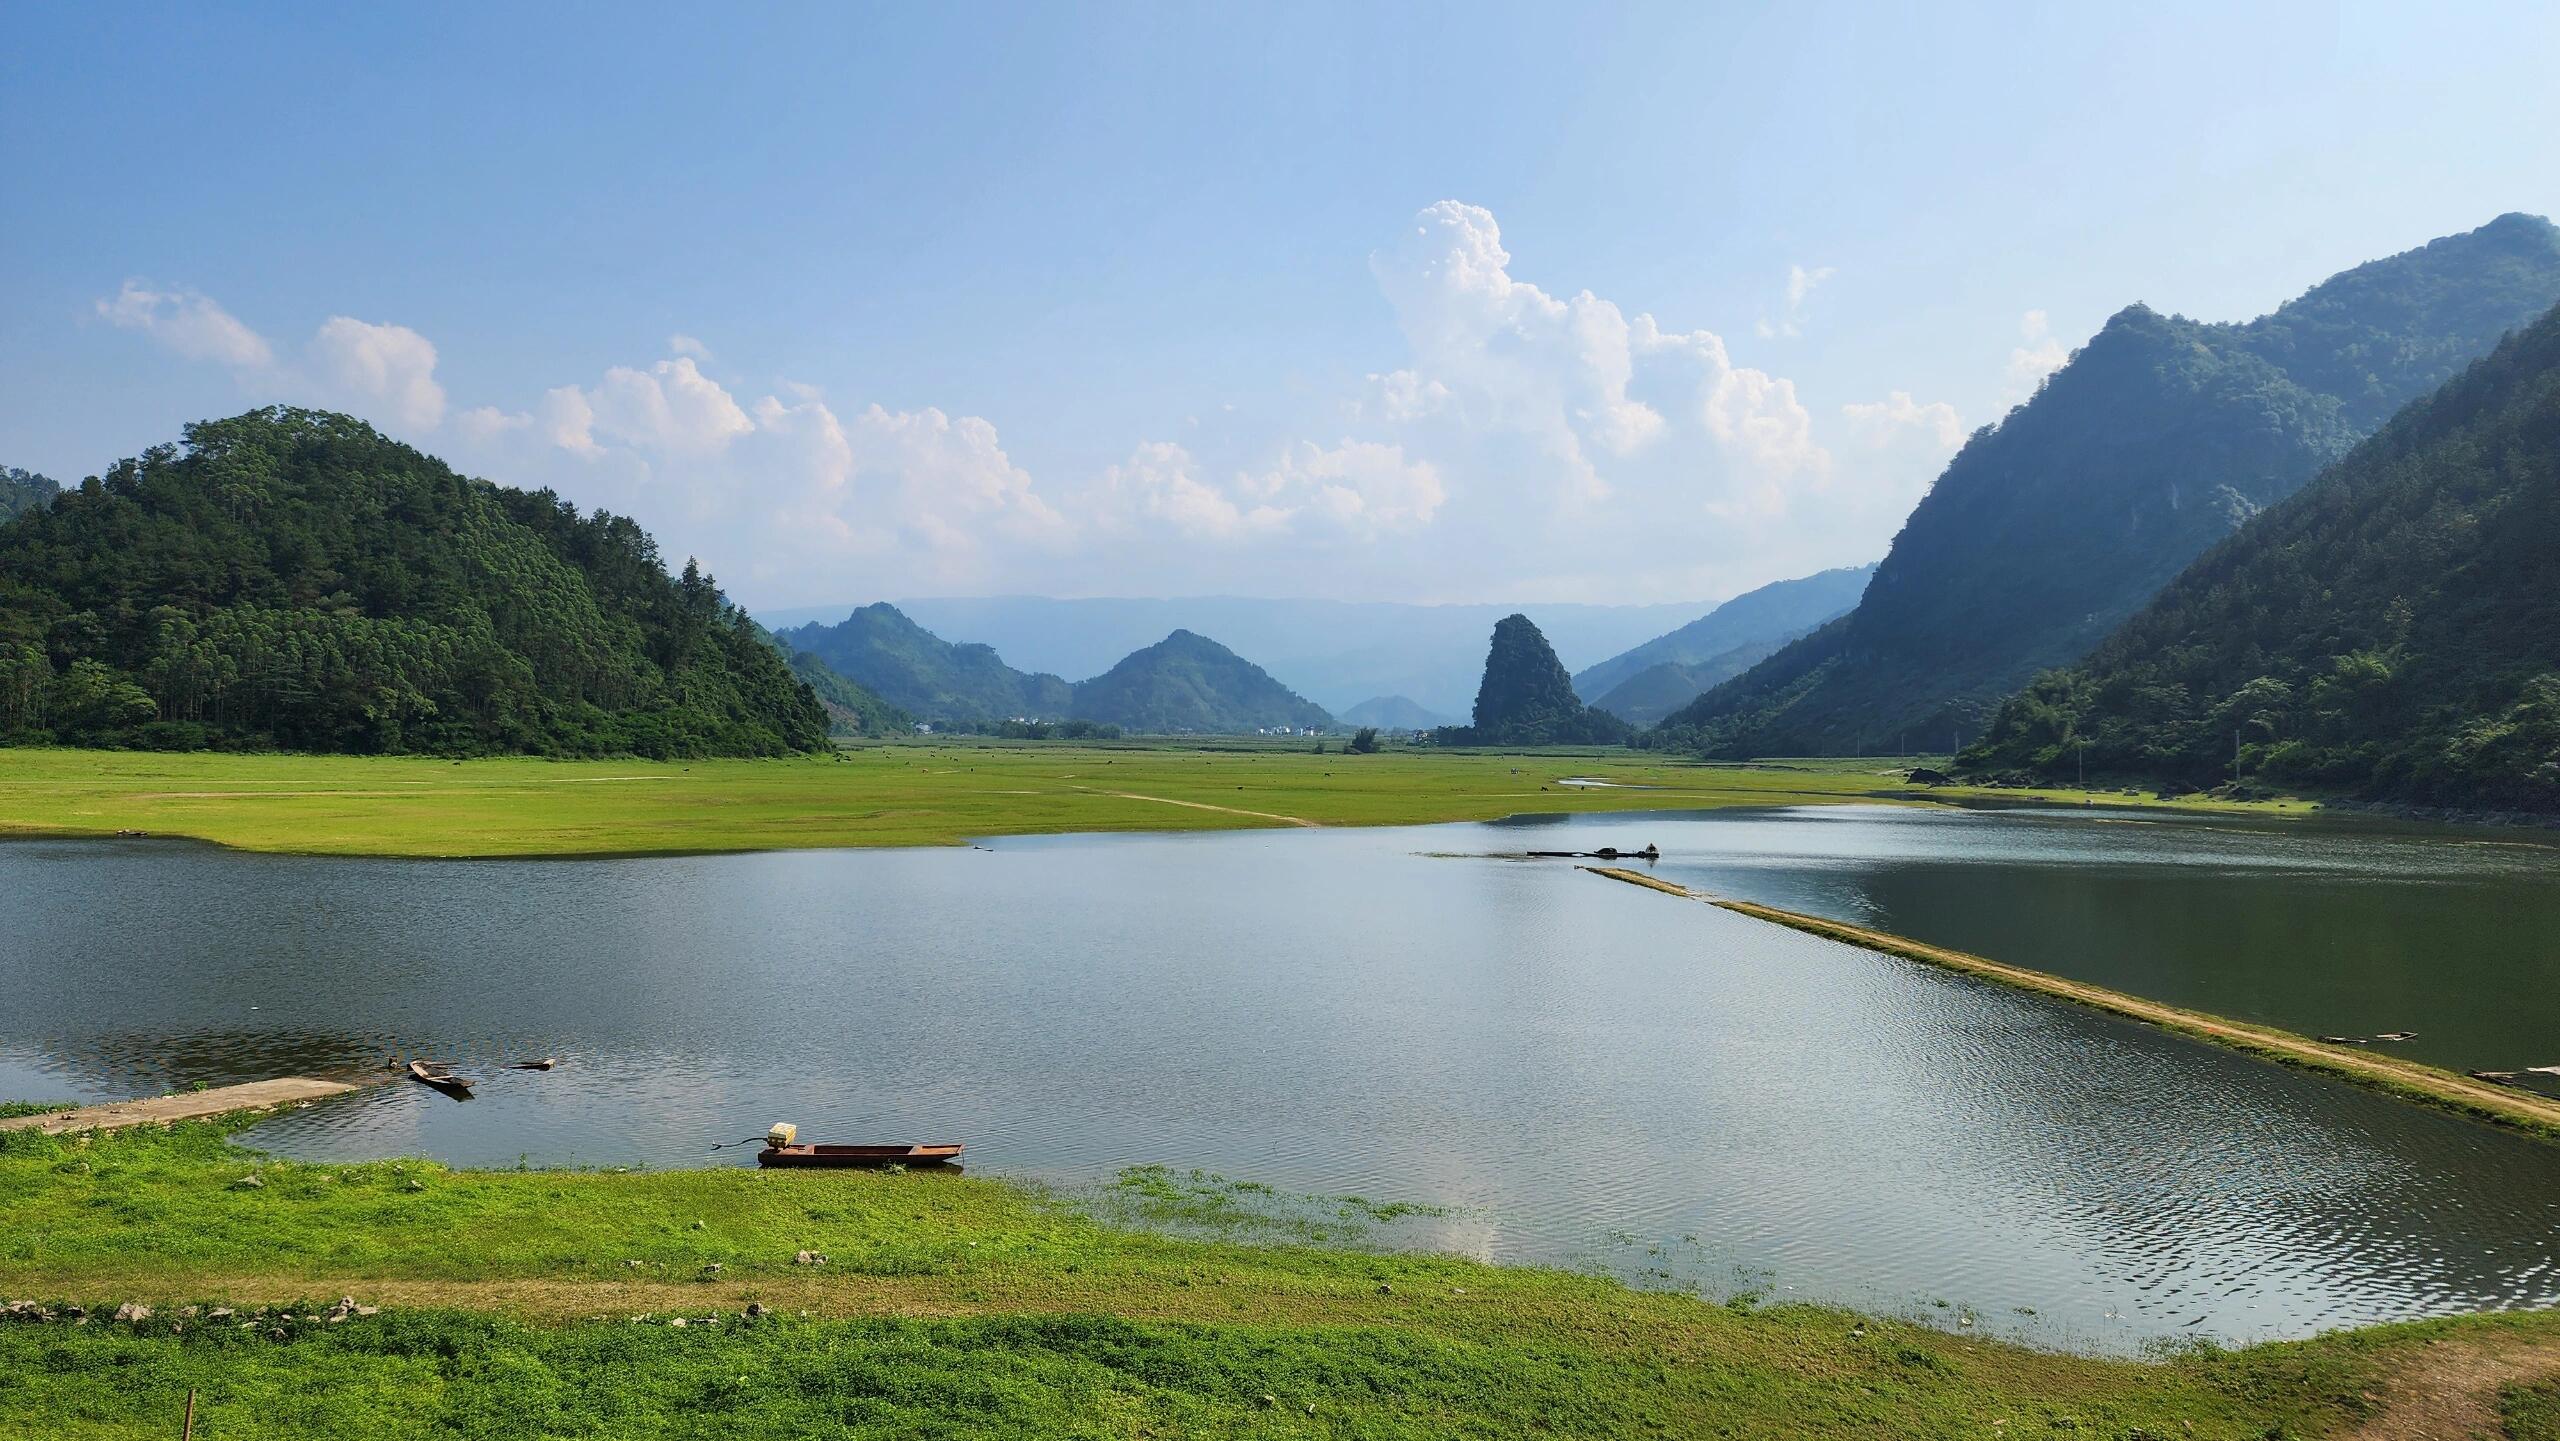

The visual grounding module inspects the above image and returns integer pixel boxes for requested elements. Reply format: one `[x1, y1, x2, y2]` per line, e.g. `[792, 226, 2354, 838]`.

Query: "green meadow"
[0, 1121, 2538, 1439]
[0, 743, 2311, 859]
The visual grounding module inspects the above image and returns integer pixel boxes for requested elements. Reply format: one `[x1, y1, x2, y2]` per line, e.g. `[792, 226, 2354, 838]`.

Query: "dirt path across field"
[1067, 787, 1321, 827]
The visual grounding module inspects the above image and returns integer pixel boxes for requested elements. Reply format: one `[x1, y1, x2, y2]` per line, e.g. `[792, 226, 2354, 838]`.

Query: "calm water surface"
[5, 804, 2559, 1352]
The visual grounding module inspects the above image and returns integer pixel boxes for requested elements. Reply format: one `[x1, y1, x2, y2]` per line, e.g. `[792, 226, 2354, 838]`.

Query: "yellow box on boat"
[766, 1122, 797, 1148]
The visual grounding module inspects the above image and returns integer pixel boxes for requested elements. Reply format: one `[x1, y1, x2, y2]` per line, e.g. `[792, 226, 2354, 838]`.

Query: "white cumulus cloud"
[1361, 369, 1451, 422]
[584, 356, 753, 455]
[87, 207, 1986, 605]
[1842, 390, 1965, 450]
[745, 395, 1071, 575]
[1370, 200, 1821, 510]
[309, 316, 446, 429]
[1257, 439, 1445, 535]
[1098, 441, 1289, 541]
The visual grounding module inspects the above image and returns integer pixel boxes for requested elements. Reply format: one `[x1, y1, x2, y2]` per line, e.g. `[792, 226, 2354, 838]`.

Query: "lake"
[5, 802, 2559, 1352]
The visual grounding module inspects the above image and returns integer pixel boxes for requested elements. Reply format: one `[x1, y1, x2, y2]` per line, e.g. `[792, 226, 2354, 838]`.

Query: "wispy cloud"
[1757, 262, 1836, 339]
[96, 281, 274, 370]
[2005, 309, 2068, 397]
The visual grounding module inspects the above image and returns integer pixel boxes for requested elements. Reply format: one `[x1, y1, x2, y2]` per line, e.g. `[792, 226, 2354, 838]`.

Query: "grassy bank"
[1582, 867, 2560, 1145]
[0, 745, 2312, 859]
[1, 1121, 2548, 1438]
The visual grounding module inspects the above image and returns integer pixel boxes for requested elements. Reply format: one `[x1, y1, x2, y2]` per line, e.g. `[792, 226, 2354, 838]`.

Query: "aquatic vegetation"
[1093, 1164, 1453, 1247]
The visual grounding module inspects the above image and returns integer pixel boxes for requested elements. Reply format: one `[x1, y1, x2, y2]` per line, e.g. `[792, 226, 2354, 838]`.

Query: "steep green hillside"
[1655, 213, 2560, 757]
[1590, 637, 1791, 727]
[0, 409, 827, 757]
[1963, 299, 2560, 811]
[1573, 563, 1872, 702]
[0, 467, 57, 524]
[784, 650, 911, 738]
[778, 603, 1074, 724]
[1070, 629, 1332, 733]
[1441, 614, 1631, 746]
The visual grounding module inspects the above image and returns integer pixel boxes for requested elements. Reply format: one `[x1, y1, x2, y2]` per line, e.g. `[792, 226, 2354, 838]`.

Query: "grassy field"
[0, 744, 2312, 859]
[1, 1120, 2549, 1439]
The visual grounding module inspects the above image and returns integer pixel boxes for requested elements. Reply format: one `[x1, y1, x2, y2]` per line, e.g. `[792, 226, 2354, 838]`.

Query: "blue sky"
[5, 2, 2555, 607]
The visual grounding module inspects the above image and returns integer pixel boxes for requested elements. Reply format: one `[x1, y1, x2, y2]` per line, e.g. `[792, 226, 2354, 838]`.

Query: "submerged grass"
[1581, 867, 2560, 1146]
[1091, 1165, 1453, 1248]
[0, 745, 2307, 859]
[3, 1121, 2546, 1438]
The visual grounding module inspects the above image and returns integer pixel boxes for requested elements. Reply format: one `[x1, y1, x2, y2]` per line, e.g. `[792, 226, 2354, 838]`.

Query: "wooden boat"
[757, 1142, 963, 1169]
[510, 1058, 557, 1071]
[407, 1060, 476, 1096]
[2372, 1031, 2418, 1042]
[2470, 1069, 2527, 1086]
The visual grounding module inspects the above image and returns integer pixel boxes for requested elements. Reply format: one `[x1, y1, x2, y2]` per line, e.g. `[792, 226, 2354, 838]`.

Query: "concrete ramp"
[0, 1076, 367, 1134]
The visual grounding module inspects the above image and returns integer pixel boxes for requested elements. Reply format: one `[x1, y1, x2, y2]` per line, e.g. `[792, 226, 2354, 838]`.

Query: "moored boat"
[407, 1059, 476, 1096]
[757, 1142, 964, 1168]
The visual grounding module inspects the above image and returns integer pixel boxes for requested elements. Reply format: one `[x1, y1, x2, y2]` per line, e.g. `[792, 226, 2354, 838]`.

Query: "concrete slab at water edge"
[0, 1077, 371, 1134]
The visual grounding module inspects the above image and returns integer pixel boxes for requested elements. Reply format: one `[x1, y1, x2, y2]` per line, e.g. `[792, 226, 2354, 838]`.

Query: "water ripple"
[3, 811, 2558, 1353]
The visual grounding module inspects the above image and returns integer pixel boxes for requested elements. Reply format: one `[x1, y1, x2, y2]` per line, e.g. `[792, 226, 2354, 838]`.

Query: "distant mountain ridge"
[1963, 296, 2560, 810]
[1590, 643, 1792, 728]
[1655, 212, 2560, 757]
[778, 605, 1331, 733]
[777, 603, 1073, 724]
[1341, 695, 1456, 731]
[1571, 563, 1874, 716]
[764, 595, 1703, 716]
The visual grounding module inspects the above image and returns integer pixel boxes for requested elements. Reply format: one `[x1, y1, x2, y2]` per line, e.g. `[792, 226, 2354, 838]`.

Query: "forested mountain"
[777, 603, 1075, 724]
[1571, 563, 1873, 703]
[1070, 630, 1332, 733]
[776, 594, 1699, 716]
[0, 467, 58, 524]
[784, 650, 911, 738]
[1440, 614, 1631, 747]
[1962, 298, 2560, 811]
[1591, 643, 1791, 728]
[0, 409, 829, 756]
[1653, 213, 2560, 758]
[1341, 695, 1456, 731]
[778, 606, 1329, 732]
